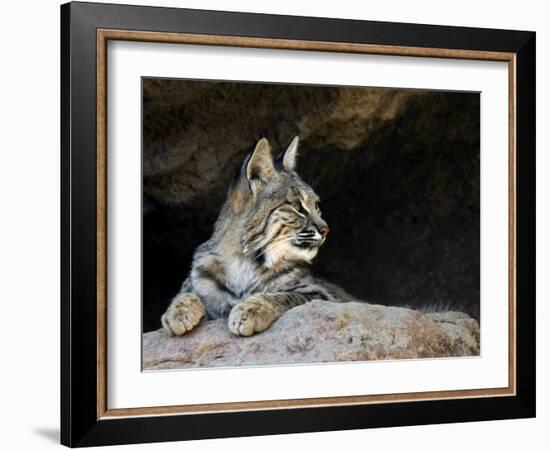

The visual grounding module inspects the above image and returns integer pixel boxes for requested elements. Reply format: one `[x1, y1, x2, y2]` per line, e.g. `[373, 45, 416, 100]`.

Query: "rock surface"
[143, 301, 480, 370]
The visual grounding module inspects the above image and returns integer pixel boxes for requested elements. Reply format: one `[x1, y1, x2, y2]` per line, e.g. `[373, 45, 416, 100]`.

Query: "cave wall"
[142, 79, 480, 332]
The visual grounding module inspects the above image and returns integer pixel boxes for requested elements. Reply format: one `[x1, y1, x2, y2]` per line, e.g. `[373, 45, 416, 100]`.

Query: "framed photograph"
[61, 1, 536, 447]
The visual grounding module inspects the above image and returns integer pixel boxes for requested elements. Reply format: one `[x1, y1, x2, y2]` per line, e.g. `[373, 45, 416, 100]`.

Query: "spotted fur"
[161, 136, 358, 337]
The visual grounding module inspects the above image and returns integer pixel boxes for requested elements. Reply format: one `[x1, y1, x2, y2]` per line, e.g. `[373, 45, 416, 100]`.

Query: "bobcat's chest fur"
[224, 256, 262, 302]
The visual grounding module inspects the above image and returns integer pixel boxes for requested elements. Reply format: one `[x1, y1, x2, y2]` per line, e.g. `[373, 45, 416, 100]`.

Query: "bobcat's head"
[230, 137, 329, 268]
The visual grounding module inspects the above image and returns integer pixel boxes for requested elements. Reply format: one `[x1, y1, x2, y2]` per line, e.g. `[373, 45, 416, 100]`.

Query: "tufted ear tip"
[289, 135, 299, 148]
[280, 136, 299, 171]
[256, 137, 270, 148]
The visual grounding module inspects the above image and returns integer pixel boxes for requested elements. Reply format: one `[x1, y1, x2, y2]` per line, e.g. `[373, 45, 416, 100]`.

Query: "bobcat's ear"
[246, 138, 275, 183]
[230, 138, 275, 213]
[276, 136, 299, 172]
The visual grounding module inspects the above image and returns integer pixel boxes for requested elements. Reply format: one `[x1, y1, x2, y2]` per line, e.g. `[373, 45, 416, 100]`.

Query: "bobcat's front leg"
[228, 292, 308, 336]
[161, 292, 206, 337]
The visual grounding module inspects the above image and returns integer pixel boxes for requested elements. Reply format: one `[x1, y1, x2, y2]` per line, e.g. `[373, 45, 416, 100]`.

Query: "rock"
[142, 80, 420, 207]
[143, 301, 480, 370]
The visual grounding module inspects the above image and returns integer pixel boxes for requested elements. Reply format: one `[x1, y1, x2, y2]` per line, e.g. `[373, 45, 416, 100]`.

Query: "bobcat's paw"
[161, 293, 206, 337]
[228, 295, 279, 337]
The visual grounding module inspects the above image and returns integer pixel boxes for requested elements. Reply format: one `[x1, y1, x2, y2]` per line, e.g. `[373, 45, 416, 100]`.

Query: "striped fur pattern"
[161, 136, 358, 337]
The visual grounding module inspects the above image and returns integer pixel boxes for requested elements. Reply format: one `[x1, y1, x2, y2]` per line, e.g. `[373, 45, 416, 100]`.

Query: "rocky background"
[143, 79, 480, 333]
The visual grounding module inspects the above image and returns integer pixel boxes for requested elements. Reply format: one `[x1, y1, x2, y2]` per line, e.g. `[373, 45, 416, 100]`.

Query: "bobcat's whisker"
[252, 236, 296, 262]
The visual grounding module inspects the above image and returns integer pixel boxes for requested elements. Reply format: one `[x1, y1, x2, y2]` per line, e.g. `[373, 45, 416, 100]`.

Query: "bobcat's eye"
[291, 201, 307, 215]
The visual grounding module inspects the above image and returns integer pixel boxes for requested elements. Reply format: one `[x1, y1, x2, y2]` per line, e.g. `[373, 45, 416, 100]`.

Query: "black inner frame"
[61, 2, 536, 447]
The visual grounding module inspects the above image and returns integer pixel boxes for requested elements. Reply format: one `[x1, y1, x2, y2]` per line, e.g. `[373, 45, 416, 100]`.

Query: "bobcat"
[161, 136, 357, 337]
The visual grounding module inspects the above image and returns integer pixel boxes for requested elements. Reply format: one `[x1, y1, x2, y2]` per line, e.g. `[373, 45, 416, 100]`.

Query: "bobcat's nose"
[318, 225, 330, 238]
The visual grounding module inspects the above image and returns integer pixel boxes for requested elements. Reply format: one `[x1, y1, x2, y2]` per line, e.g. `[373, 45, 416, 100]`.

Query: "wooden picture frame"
[61, 1, 535, 447]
